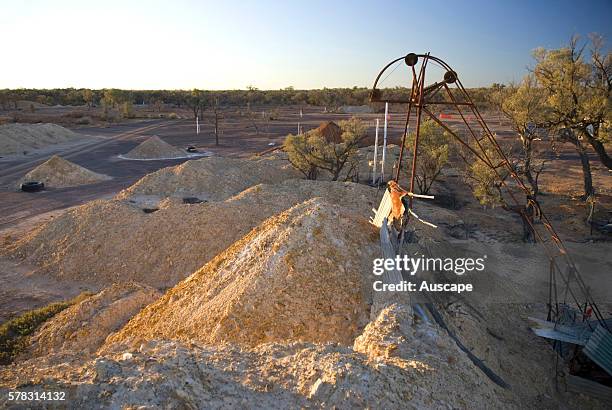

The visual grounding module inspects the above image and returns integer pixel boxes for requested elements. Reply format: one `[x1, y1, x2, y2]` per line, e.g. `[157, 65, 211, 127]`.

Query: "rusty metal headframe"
[370, 52, 609, 331]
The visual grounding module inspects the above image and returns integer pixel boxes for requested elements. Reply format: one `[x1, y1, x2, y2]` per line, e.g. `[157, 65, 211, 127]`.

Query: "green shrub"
[0, 293, 92, 365]
[405, 119, 450, 194]
[284, 117, 365, 181]
[464, 142, 510, 207]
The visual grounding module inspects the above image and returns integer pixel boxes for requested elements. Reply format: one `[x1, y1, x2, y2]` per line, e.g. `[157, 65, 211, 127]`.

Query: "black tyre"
[186, 146, 198, 153]
[183, 197, 205, 204]
[21, 181, 45, 192]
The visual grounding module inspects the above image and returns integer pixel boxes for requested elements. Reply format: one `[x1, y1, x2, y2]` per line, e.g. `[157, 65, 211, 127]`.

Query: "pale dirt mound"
[123, 135, 186, 159]
[19, 283, 160, 359]
[18, 155, 111, 188]
[0, 123, 81, 155]
[106, 198, 378, 347]
[6, 180, 378, 289]
[1, 305, 519, 409]
[116, 155, 300, 202]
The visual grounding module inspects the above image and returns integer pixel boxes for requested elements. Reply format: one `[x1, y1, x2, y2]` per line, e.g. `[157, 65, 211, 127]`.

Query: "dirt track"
[0, 120, 189, 230]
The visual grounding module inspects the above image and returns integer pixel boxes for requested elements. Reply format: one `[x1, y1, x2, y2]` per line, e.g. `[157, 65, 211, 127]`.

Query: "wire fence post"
[373, 118, 379, 185]
[381, 102, 389, 182]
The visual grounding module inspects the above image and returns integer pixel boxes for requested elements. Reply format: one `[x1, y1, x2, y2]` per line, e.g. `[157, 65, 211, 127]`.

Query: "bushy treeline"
[0, 86, 496, 110]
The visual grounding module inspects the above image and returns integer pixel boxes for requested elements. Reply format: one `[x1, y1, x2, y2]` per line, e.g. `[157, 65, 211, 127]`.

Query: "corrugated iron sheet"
[528, 317, 592, 346]
[584, 324, 612, 376]
[566, 375, 612, 401]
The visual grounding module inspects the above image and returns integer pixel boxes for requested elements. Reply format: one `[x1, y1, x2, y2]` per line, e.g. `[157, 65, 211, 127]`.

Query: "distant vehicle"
[186, 146, 198, 153]
[268, 142, 276, 146]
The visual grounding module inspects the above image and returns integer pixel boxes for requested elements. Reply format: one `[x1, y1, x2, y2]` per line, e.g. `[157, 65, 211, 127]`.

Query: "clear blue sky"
[1, 0, 610, 89]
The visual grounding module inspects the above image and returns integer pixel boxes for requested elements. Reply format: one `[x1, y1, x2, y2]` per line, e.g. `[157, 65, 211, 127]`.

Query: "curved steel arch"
[371, 54, 452, 86]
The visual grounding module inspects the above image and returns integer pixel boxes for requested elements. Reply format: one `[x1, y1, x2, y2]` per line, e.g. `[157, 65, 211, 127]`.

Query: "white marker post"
[373, 118, 379, 185]
[297, 108, 303, 135]
[196, 116, 200, 135]
[381, 102, 389, 182]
